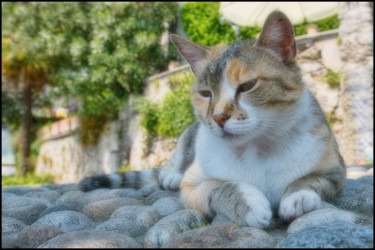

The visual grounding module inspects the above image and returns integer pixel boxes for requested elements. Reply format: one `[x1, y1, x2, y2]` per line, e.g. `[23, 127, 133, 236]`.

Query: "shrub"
[137, 73, 195, 138]
[294, 14, 339, 36]
[325, 68, 341, 88]
[2, 173, 53, 186]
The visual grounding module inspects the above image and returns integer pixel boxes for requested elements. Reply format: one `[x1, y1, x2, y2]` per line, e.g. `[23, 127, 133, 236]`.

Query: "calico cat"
[78, 10, 346, 229]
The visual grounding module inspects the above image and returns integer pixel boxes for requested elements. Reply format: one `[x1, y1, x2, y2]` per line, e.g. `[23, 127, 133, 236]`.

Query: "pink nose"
[213, 114, 231, 128]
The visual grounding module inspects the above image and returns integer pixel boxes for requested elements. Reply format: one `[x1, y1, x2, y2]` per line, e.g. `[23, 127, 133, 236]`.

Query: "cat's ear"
[256, 11, 296, 63]
[170, 34, 210, 75]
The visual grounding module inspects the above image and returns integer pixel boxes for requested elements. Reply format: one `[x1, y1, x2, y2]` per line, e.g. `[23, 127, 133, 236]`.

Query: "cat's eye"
[199, 90, 212, 98]
[237, 79, 258, 94]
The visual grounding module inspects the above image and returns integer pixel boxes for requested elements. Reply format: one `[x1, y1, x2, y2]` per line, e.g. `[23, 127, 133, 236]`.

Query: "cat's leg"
[158, 122, 199, 191]
[180, 162, 272, 229]
[279, 166, 346, 221]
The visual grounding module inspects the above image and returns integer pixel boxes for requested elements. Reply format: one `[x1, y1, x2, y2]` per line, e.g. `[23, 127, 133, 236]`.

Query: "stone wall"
[36, 117, 120, 184]
[337, 2, 373, 165]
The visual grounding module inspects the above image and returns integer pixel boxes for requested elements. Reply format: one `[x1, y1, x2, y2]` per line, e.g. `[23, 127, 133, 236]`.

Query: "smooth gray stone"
[33, 211, 94, 232]
[16, 224, 64, 248]
[38, 230, 141, 248]
[287, 208, 360, 234]
[3, 203, 47, 225]
[332, 179, 373, 214]
[276, 220, 373, 248]
[109, 188, 144, 199]
[83, 197, 142, 222]
[2, 216, 26, 235]
[110, 205, 161, 229]
[38, 204, 75, 219]
[151, 197, 185, 216]
[143, 190, 180, 205]
[161, 224, 276, 248]
[95, 218, 147, 238]
[23, 189, 61, 203]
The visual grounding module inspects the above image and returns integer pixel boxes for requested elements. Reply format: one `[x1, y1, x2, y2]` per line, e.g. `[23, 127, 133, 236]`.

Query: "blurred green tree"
[2, 2, 178, 175]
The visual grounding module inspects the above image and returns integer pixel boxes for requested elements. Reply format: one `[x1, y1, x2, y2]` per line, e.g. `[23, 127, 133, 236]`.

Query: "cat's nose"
[213, 113, 231, 128]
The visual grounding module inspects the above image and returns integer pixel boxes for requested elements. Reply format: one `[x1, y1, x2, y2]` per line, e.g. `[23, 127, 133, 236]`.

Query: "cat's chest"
[195, 126, 323, 206]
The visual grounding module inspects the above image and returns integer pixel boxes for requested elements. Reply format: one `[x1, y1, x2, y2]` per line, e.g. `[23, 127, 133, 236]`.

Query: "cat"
[78, 10, 346, 229]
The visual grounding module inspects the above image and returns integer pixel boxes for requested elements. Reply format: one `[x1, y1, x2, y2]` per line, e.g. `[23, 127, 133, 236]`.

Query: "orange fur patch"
[226, 59, 251, 85]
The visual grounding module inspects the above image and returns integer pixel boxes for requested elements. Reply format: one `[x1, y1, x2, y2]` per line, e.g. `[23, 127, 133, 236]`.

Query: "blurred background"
[2, 2, 373, 186]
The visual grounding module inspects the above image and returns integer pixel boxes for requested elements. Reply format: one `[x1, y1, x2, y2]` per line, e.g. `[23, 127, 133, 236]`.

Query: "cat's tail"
[78, 168, 162, 192]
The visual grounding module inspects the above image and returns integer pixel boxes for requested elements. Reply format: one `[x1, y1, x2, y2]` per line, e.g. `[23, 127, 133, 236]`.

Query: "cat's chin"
[217, 129, 252, 143]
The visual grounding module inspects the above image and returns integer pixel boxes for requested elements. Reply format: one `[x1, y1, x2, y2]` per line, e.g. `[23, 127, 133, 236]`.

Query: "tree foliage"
[181, 2, 339, 46]
[2, 2, 179, 146]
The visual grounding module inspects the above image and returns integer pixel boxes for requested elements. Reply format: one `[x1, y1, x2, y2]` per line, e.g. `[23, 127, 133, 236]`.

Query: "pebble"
[83, 197, 142, 222]
[276, 220, 373, 248]
[151, 197, 185, 216]
[1, 165, 373, 248]
[161, 224, 276, 248]
[38, 230, 141, 248]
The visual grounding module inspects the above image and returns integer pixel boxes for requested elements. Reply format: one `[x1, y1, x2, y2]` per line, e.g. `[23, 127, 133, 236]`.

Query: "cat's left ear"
[256, 10, 297, 63]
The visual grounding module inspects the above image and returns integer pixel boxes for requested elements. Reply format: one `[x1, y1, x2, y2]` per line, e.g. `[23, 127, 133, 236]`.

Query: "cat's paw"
[238, 183, 273, 229]
[158, 168, 183, 191]
[278, 189, 321, 221]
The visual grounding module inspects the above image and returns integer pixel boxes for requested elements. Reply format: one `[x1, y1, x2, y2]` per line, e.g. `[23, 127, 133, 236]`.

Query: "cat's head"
[170, 11, 303, 142]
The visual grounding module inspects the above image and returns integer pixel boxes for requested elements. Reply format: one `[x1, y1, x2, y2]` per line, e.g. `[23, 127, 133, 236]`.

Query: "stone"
[44, 183, 78, 194]
[80, 191, 119, 210]
[332, 179, 373, 214]
[2, 195, 50, 209]
[287, 208, 360, 234]
[142, 189, 180, 205]
[23, 189, 61, 203]
[2, 203, 47, 225]
[83, 197, 142, 222]
[38, 229, 141, 248]
[110, 205, 161, 230]
[109, 188, 143, 199]
[162, 224, 276, 248]
[358, 174, 373, 186]
[16, 224, 64, 248]
[211, 213, 236, 226]
[95, 218, 147, 238]
[33, 211, 94, 232]
[55, 190, 85, 211]
[276, 220, 373, 248]
[85, 188, 111, 194]
[300, 62, 323, 73]
[144, 209, 206, 248]
[38, 204, 75, 219]
[2, 235, 18, 248]
[151, 197, 185, 216]
[2, 216, 26, 235]
[138, 183, 160, 197]
[1, 186, 42, 195]
[1, 192, 17, 202]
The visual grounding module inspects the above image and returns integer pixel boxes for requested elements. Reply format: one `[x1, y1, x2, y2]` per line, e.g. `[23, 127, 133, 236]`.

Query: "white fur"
[278, 189, 321, 221]
[237, 182, 273, 228]
[196, 87, 326, 210]
[159, 167, 183, 190]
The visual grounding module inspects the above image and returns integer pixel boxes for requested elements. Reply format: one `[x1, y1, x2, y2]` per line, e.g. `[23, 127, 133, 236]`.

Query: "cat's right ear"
[169, 34, 210, 75]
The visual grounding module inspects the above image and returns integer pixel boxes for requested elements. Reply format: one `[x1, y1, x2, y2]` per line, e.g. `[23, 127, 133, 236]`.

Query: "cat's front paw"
[238, 183, 273, 229]
[158, 168, 183, 191]
[278, 189, 321, 221]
